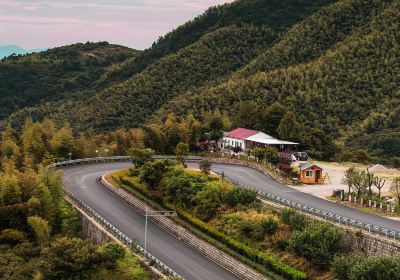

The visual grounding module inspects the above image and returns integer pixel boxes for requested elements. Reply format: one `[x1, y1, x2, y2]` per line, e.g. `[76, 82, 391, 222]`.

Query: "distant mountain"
[0, 45, 46, 59]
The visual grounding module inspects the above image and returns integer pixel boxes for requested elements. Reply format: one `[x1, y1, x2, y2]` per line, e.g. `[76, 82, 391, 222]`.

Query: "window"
[305, 170, 313, 177]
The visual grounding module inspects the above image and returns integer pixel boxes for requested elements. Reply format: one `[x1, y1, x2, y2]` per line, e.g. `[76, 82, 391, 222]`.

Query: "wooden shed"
[299, 162, 324, 184]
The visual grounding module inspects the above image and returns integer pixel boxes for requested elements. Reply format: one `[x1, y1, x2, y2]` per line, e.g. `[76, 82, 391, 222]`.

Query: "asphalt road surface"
[62, 162, 241, 280]
[186, 162, 400, 232]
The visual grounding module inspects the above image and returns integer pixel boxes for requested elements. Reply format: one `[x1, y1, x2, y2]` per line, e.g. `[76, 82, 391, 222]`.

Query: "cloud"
[0, 0, 233, 49]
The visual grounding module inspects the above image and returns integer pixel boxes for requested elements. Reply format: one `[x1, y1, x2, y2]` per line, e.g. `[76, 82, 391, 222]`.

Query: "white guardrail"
[55, 156, 400, 244]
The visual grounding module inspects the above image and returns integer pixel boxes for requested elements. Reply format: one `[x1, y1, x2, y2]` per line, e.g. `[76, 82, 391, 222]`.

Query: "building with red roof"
[220, 127, 298, 152]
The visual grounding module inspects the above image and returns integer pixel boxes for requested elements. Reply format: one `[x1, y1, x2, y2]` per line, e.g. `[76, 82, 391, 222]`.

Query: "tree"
[192, 185, 221, 220]
[251, 147, 265, 160]
[32, 183, 57, 226]
[341, 167, 356, 195]
[175, 142, 189, 165]
[277, 112, 303, 142]
[352, 169, 369, 197]
[40, 237, 100, 279]
[208, 116, 223, 132]
[1, 174, 22, 205]
[288, 223, 343, 269]
[129, 148, 154, 168]
[374, 176, 386, 198]
[262, 102, 287, 136]
[50, 124, 75, 159]
[164, 174, 200, 209]
[263, 146, 278, 162]
[366, 167, 375, 197]
[390, 177, 400, 207]
[100, 242, 126, 269]
[28, 216, 51, 246]
[139, 160, 168, 190]
[199, 160, 212, 175]
[332, 255, 400, 280]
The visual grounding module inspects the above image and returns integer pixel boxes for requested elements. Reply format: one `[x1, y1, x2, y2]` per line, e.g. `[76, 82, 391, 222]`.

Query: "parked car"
[293, 152, 309, 161]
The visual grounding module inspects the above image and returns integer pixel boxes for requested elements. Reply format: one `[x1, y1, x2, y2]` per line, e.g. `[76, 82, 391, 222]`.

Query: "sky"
[0, 0, 232, 50]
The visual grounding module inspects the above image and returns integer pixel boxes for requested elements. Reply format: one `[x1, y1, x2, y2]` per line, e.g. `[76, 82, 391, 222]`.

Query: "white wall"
[222, 137, 245, 150]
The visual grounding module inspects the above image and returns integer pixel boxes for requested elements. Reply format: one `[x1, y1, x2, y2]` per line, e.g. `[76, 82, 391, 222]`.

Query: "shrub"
[128, 168, 140, 177]
[139, 160, 169, 190]
[129, 148, 154, 168]
[275, 239, 289, 250]
[332, 255, 400, 280]
[288, 223, 343, 269]
[199, 160, 212, 174]
[0, 229, 25, 245]
[223, 188, 257, 207]
[168, 204, 307, 280]
[279, 208, 308, 231]
[261, 218, 279, 235]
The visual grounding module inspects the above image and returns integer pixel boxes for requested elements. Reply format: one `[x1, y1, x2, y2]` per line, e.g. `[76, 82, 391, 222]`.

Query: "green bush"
[331, 255, 400, 280]
[279, 208, 308, 231]
[128, 168, 140, 177]
[223, 188, 257, 207]
[288, 223, 343, 269]
[168, 204, 307, 280]
[0, 229, 26, 245]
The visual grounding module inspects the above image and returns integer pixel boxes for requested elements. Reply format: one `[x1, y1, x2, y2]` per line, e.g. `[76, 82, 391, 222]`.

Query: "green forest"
[0, 122, 151, 279]
[1, 0, 399, 164]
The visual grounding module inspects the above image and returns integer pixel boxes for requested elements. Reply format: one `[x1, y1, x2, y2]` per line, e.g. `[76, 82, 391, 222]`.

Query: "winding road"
[62, 160, 400, 279]
[63, 162, 241, 280]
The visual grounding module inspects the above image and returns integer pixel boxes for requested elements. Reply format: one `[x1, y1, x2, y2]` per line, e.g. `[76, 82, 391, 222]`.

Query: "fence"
[65, 189, 182, 279]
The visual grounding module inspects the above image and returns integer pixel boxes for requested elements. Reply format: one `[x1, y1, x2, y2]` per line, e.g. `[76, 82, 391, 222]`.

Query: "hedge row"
[117, 173, 307, 280]
[166, 203, 307, 280]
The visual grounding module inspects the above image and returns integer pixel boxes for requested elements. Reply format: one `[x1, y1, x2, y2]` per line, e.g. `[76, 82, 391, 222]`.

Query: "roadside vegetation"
[331, 165, 400, 216]
[107, 148, 385, 279]
[0, 120, 152, 279]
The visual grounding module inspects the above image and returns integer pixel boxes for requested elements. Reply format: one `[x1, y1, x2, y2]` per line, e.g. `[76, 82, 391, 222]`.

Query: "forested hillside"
[0, 121, 151, 279]
[1, 0, 399, 163]
[0, 42, 138, 120]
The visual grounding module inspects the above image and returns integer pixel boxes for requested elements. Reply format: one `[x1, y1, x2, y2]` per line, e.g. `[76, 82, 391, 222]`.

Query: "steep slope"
[159, 0, 399, 160]
[7, 0, 335, 131]
[2, 0, 399, 162]
[0, 42, 138, 120]
[99, 0, 335, 85]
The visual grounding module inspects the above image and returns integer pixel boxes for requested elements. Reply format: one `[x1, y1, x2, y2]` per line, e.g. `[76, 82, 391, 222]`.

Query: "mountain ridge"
[0, 0, 399, 164]
[0, 44, 46, 59]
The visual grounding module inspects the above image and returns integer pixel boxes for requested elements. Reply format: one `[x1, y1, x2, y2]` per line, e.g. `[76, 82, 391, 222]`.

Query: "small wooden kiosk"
[299, 162, 324, 184]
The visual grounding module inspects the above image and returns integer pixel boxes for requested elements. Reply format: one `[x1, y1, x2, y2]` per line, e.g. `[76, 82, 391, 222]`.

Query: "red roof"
[224, 128, 258, 139]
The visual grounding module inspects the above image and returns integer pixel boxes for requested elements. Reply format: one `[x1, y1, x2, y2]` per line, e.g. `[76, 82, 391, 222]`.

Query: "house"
[220, 128, 298, 152]
[299, 162, 324, 184]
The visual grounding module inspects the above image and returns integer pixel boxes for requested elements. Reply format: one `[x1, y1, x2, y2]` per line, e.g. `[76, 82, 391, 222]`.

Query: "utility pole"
[144, 209, 177, 252]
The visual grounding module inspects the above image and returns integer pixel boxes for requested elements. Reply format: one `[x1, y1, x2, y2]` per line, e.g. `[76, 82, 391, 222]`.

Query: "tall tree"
[277, 112, 303, 142]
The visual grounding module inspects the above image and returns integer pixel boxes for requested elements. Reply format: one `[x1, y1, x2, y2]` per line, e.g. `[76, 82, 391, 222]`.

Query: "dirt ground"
[290, 161, 400, 199]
